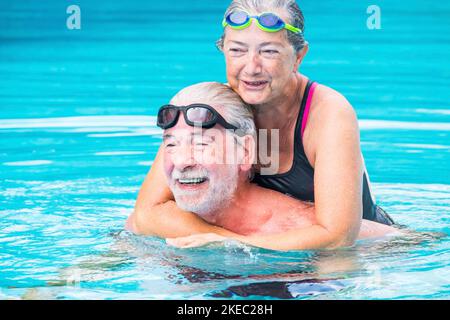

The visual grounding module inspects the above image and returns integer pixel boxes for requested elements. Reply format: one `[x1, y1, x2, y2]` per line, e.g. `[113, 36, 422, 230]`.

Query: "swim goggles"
[222, 10, 302, 34]
[157, 104, 240, 132]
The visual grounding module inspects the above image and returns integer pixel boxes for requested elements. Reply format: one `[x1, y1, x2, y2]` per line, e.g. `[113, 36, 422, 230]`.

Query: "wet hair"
[170, 82, 256, 138]
[216, 0, 306, 53]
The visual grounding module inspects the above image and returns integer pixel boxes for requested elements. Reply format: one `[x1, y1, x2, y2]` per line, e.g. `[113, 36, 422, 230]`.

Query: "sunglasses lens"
[259, 13, 284, 29]
[158, 108, 178, 127]
[186, 107, 215, 124]
[228, 11, 249, 26]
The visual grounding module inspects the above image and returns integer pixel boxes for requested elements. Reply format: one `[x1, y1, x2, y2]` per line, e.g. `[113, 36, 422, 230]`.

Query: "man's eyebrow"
[163, 132, 215, 141]
[191, 132, 215, 140]
[163, 134, 174, 140]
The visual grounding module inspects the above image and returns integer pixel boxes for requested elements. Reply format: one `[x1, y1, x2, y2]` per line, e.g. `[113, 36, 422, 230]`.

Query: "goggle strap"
[285, 24, 302, 34]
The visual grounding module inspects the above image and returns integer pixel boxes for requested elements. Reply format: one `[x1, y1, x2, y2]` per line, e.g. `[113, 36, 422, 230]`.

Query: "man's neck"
[205, 181, 271, 235]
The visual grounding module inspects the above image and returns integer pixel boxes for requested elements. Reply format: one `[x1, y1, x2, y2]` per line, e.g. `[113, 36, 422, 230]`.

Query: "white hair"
[170, 81, 256, 138]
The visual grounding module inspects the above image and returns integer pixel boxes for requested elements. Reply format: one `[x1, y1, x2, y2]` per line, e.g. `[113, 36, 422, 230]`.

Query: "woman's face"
[223, 11, 302, 105]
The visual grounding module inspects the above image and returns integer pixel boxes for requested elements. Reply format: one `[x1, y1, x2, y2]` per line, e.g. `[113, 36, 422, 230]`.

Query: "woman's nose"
[243, 52, 263, 76]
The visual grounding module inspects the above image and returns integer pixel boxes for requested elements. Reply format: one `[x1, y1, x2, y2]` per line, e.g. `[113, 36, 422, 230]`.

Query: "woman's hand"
[166, 233, 229, 248]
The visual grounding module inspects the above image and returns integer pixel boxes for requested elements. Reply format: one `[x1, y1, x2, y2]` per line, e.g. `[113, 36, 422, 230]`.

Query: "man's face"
[162, 108, 241, 221]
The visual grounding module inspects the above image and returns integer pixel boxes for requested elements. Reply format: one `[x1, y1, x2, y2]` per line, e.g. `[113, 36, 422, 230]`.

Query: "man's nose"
[171, 144, 196, 170]
[243, 51, 263, 76]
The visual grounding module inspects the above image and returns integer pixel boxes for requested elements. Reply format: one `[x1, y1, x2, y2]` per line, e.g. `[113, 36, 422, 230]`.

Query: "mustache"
[171, 167, 209, 180]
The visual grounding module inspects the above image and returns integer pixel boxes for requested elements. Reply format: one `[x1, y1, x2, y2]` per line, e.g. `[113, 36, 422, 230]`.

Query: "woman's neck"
[253, 73, 305, 130]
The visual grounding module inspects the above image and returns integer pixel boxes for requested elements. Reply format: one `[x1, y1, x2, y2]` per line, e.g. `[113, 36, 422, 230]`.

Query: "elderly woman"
[127, 0, 395, 250]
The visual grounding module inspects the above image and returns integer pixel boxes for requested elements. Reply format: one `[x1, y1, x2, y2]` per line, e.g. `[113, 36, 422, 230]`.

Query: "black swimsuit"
[252, 80, 395, 225]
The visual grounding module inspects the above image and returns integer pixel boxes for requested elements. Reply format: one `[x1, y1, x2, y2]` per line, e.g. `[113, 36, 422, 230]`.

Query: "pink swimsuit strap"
[301, 82, 318, 137]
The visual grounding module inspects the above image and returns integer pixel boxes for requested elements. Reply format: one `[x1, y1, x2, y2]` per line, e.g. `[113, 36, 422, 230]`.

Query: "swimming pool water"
[1, 0, 449, 299]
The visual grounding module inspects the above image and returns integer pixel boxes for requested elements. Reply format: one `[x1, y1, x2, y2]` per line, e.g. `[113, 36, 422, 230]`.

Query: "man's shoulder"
[251, 184, 306, 207]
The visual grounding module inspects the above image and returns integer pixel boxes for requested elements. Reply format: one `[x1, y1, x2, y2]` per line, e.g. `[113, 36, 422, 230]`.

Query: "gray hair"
[170, 82, 256, 180]
[216, 0, 306, 53]
[170, 82, 256, 138]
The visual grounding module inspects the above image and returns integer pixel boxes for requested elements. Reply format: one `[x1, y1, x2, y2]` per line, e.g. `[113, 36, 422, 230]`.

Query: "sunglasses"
[222, 10, 302, 34]
[157, 104, 242, 133]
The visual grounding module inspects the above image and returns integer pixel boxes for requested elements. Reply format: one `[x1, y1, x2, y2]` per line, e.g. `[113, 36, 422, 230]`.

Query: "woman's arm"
[244, 90, 363, 250]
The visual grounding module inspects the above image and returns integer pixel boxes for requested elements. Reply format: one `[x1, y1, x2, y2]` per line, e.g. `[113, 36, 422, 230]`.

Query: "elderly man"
[126, 82, 399, 250]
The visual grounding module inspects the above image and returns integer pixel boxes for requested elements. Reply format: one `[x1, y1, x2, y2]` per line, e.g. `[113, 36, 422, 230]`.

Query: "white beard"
[170, 166, 239, 222]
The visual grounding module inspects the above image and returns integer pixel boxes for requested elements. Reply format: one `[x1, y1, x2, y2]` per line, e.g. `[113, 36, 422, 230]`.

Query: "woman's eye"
[229, 48, 246, 54]
[262, 50, 279, 55]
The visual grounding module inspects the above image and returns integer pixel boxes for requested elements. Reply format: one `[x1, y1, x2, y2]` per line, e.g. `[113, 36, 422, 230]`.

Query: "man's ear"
[293, 42, 309, 71]
[239, 134, 256, 172]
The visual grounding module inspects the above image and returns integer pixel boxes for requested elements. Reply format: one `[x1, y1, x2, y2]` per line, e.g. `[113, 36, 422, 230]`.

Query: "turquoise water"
[1, 0, 449, 299]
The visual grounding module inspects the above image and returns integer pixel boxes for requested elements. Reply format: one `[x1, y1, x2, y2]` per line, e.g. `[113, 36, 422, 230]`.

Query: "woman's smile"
[240, 79, 269, 91]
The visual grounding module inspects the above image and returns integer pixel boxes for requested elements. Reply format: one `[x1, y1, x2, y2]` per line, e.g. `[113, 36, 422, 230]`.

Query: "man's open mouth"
[177, 178, 208, 185]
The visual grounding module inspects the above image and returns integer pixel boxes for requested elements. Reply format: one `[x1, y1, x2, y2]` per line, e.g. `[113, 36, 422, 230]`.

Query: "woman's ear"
[294, 42, 309, 71]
